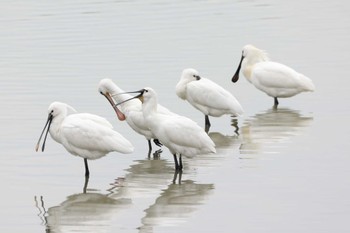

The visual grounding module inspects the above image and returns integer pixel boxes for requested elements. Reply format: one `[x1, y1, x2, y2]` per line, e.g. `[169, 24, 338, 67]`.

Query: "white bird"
[232, 44, 315, 107]
[35, 101, 134, 177]
[98, 79, 176, 153]
[176, 68, 244, 131]
[116, 87, 216, 171]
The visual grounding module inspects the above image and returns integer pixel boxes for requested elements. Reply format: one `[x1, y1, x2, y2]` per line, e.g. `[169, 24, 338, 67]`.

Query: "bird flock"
[35, 44, 315, 178]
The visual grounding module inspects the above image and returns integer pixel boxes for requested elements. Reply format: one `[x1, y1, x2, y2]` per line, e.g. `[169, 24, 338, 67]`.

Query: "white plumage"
[232, 44, 315, 106]
[176, 68, 243, 131]
[98, 78, 176, 151]
[35, 101, 134, 176]
[117, 87, 216, 170]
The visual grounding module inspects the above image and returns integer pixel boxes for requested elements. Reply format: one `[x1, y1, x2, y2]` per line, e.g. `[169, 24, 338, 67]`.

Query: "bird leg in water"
[173, 154, 183, 171]
[274, 97, 279, 107]
[153, 139, 163, 147]
[147, 140, 152, 152]
[83, 175, 89, 193]
[84, 158, 90, 177]
[172, 170, 183, 184]
[173, 154, 179, 170]
[179, 155, 183, 170]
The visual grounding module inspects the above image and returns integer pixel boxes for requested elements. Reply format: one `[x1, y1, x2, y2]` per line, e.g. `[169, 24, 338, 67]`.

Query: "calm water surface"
[1, 0, 350, 232]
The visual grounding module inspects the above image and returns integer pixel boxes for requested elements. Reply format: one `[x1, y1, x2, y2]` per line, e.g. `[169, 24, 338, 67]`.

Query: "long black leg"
[148, 139, 152, 151]
[205, 115, 211, 133]
[179, 154, 183, 171]
[83, 175, 89, 193]
[172, 170, 179, 184]
[274, 97, 279, 107]
[84, 158, 90, 177]
[178, 170, 182, 184]
[173, 154, 179, 170]
[147, 140, 152, 158]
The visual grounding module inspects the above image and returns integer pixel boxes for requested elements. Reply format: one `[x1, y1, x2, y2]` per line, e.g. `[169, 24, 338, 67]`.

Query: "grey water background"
[1, 0, 350, 232]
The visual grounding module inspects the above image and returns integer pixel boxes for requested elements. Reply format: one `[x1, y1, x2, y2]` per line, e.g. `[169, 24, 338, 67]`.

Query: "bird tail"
[112, 134, 134, 154]
[300, 74, 315, 92]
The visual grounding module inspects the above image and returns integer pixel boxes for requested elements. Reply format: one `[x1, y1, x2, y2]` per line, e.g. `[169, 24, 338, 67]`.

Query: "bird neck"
[242, 50, 269, 81]
[142, 96, 158, 121]
[49, 113, 66, 144]
[175, 80, 188, 100]
[109, 83, 124, 97]
[242, 60, 254, 82]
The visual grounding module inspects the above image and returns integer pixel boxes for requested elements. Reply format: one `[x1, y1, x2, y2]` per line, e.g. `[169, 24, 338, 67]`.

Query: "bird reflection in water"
[150, 149, 162, 160]
[108, 157, 176, 200]
[34, 145, 219, 232]
[138, 180, 214, 233]
[34, 176, 131, 233]
[34, 196, 49, 232]
[231, 117, 240, 135]
[239, 107, 313, 156]
[209, 131, 240, 148]
[34, 155, 175, 232]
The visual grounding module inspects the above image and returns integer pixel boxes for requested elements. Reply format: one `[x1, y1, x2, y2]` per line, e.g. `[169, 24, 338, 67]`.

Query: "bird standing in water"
[116, 87, 216, 171]
[35, 101, 134, 177]
[98, 79, 177, 153]
[176, 68, 243, 132]
[232, 44, 315, 107]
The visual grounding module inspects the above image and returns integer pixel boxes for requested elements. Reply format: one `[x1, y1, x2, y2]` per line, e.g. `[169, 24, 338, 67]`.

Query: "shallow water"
[1, 0, 350, 232]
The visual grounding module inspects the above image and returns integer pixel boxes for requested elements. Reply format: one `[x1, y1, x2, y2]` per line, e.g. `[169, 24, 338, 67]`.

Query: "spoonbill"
[232, 44, 315, 107]
[35, 101, 134, 177]
[116, 87, 216, 171]
[98, 79, 176, 152]
[176, 68, 243, 131]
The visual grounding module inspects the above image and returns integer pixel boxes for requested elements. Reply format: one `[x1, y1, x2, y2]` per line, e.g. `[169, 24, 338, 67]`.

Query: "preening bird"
[232, 44, 315, 107]
[176, 68, 243, 131]
[35, 101, 134, 177]
[116, 87, 216, 171]
[98, 78, 176, 152]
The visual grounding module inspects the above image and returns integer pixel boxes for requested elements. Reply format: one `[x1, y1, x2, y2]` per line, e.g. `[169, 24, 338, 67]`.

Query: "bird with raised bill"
[176, 68, 243, 132]
[232, 44, 315, 107]
[35, 102, 134, 177]
[98, 78, 177, 153]
[116, 87, 216, 171]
